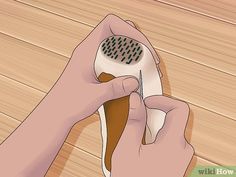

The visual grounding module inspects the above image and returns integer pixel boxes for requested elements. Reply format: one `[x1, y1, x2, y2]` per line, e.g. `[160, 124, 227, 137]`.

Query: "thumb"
[101, 76, 139, 102]
[117, 92, 147, 151]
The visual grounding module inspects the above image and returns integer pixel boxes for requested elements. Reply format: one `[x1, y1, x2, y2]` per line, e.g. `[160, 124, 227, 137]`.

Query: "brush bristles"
[101, 35, 143, 64]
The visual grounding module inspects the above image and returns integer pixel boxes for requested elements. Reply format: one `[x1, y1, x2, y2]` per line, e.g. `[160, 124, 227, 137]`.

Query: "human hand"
[111, 93, 194, 177]
[0, 14, 162, 177]
[44, 14, 161, 124]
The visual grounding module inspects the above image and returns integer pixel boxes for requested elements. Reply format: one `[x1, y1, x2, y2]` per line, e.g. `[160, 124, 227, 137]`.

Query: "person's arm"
[0, 14, 159, 177]
[0, 97, 76, 177]
[111, 93, 194, 177]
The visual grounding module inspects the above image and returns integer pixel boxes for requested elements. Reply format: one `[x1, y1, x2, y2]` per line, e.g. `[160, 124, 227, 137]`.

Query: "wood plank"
[0, 0, 233, 174]
[46, 143, 103, 177]
[0, 75, 235, 165]
[156, 0, 236, 25]
[0, 13, 235, 119]
[159, 52, 236, 120]
[0, 1, 90, 58]
[185, 107, 236, 165]
[0, 113, 103, 177]
[0, 113, 19, 143]
[0, 75, 44, 120]
[0, 33, 67, 93]
[15, 0, 236, 75]
[0, 113, 217, 177]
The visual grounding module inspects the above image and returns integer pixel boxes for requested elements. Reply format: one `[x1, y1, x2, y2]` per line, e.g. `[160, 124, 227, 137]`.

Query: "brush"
[95, 35, 166, 177]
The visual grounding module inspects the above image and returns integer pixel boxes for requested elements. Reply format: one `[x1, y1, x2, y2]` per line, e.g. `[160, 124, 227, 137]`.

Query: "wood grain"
[156, 0, 236, 24]
[0, 75, 235, 165]
[0, 0, 235, 175]
[0, 113, 104, 177]
[0, 75, 44, 120]
[46, 143, 103, 177]
[0, 33, 67, 92]
[0, 113, 218, 177]
[0, 5, 235, 119]
[16, 0, 236, 75]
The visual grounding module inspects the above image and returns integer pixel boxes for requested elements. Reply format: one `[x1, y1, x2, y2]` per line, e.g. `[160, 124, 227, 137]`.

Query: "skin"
[111, 93, 194, 177]
[0, 14, 194, 177]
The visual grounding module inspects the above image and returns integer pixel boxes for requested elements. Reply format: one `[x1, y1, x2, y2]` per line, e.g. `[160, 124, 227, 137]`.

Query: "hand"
[111, 93, 194, 177]
[44, 14, 161, 124]
[0, 15, 162, 177]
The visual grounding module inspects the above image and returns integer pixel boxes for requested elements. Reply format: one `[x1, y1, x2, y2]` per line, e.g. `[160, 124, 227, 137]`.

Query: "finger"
[144, 95, 190, 138]
[100, 76, 139, 102]
[125, 20, 137, 28]
[118, 92, 147, 150]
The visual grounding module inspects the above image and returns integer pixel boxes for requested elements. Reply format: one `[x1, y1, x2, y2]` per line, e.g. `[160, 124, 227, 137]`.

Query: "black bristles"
[128, 54, 132, 59]
[126, 59, 133, 64]
[103, 36, 143, 64]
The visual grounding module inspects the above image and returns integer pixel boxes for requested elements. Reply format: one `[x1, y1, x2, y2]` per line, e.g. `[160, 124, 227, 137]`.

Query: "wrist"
[35, 93, 81, 128]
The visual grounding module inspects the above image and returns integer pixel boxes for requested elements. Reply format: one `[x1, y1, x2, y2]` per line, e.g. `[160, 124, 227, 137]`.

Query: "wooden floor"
[0, 0, 235, 176]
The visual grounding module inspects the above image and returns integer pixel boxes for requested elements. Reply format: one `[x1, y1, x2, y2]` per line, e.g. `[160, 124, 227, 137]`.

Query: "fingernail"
[126, 20, 136, 28]
[123, 77, 139, 93]
[130, 92, 142, 109]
